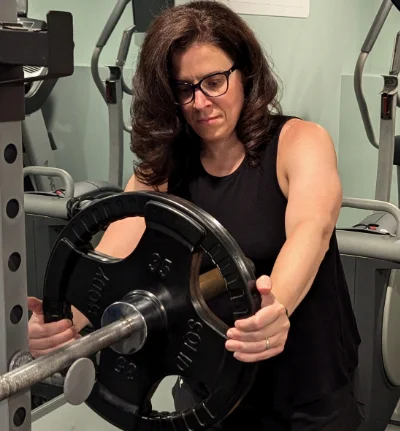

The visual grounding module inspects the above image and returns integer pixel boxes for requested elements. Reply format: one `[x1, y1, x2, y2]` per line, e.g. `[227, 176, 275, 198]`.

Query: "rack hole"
[6, 199, 19, 219]
[10, 305, 23, 325]
[4, 144, 17, 164]
[13, 407, 26, 427]
[8, 252, 21, 272]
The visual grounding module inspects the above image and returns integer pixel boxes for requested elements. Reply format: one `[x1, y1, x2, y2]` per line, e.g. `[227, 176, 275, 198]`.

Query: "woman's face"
[171, 43, 245, 146]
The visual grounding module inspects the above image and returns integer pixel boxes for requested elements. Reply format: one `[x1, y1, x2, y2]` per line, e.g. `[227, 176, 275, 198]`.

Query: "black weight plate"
[42, 191, 260, 430]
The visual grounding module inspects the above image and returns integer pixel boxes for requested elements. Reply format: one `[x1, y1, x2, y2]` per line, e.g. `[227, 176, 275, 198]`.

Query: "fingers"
[226, 324, 287, 354]
[234, 303, 286, 332]
[27, 296, 79, 359]
[29, 325, 78, 352]
[226, 334, 274, 354]
[28, 297, 44, 315]
[30, 335, 81, 359]
[227, 313, 285, 342]
[29, 319, 74, 339]
[226, 275, 291, 363]
[226, 297, 290, 363]
[256, 275, 272, 296]
[226, 331, 287, 362]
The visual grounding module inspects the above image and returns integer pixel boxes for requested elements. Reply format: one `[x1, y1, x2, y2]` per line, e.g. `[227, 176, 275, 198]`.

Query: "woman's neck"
[200, 135, 245, 177]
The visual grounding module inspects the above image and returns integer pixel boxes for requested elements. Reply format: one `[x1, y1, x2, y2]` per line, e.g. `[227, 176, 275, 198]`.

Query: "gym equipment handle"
[341, 197, 400, 238]
[354, 0, 394, 149]
[361, 0, 393, 54]
[0, 313, 144, 402]
[23, 166, 74, 198]
[117, 26, 135, 68]
[117, 26, 135, 96]
[91, 0, 131, 101]
[390, 32, 400, 75]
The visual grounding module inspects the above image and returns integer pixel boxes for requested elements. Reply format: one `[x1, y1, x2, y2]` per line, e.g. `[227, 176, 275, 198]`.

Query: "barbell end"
[64, 358, 96, 406]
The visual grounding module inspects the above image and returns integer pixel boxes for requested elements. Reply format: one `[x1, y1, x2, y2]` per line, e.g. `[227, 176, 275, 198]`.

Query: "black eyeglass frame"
[171, 65, 238, 106]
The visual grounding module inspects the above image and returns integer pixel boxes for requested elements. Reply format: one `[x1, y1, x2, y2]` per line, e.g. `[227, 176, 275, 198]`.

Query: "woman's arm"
[270, 120, 342, 315]
[225, 120, 342, 362]
[72, 174, 167, 331]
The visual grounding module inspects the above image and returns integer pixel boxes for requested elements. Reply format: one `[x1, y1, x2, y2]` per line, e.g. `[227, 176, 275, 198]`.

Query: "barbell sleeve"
[0, 312, 145, 402]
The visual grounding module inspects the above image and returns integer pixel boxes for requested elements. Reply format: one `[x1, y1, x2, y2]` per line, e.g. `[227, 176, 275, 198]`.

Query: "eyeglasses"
[171, 65, 238, 106]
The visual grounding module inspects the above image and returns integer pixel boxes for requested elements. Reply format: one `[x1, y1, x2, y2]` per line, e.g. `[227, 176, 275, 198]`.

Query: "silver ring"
[265, 337, 270, 350]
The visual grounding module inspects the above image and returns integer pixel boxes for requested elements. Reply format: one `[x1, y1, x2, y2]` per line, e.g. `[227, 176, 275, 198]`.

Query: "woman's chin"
[194, 129, 225, 143]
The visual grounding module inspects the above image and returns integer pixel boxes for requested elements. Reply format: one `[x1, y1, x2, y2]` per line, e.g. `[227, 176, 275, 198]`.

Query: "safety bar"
[341, 197, 400, 238]
[23, 166, 75, 198]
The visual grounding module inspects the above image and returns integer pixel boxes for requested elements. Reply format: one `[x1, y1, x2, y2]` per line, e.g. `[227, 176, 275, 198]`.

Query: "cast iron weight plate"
[42, 191, 260, 430]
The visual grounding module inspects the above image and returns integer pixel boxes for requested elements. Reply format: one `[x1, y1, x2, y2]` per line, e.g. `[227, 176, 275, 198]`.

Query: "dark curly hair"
[131, 0, 282, 187]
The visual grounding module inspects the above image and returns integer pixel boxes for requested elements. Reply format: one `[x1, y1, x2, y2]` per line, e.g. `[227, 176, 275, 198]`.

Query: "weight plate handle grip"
[42, 258, 257, 324]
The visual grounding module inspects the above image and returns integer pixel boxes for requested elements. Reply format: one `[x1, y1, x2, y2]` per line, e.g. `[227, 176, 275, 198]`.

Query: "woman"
[28, 1, 363, 429]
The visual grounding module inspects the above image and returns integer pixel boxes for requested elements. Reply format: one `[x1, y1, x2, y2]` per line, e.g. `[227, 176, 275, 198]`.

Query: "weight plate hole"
[6, 199, 19, 219]
[13, 407, 26, 427]
[4, 144, 17, 164]
[8, 252, 21, 272]
[10, 305, 23, 325]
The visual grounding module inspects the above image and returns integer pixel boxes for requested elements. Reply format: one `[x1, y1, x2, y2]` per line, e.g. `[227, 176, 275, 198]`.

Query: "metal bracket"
[0, 11, 74, 85]
[380, 75, 399, 120]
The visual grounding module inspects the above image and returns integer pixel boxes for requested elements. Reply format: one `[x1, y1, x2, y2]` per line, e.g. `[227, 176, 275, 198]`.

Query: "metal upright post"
[375, 74, 398, 202]
[0, 5, 73, 429]
[105, 66, 125, 188]
[0, 1, 31, 431]
[375, 30, 400, 202]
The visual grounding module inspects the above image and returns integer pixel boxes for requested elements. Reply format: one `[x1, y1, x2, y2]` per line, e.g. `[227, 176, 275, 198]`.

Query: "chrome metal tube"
[361, 0, 393, 53]
[0, 313, 145, 402]
[354, 53, 379, 149]
[354, 0, 394, 149]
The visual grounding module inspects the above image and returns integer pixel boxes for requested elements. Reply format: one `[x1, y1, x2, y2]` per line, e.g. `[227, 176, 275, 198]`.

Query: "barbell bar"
[0, 264, 230, 403]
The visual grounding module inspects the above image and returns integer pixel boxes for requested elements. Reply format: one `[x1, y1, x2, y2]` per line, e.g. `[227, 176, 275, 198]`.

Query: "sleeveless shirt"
[168, 115, 361, 411]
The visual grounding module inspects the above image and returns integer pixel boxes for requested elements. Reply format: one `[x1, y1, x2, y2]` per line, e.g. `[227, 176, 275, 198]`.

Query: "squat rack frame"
[0, 2, 73, 430]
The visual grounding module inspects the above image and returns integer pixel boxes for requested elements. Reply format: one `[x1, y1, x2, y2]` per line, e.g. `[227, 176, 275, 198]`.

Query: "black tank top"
[168, 115, 361, 410]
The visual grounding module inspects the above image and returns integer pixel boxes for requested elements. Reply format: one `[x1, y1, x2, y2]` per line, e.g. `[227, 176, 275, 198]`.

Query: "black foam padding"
[394, 136, 400, 166]
[392, 0, 400, 12]
[132, 0, 174, 32]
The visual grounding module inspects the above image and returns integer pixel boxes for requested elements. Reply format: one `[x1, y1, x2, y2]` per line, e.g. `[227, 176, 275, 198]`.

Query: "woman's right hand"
[28, 297, 81, 358]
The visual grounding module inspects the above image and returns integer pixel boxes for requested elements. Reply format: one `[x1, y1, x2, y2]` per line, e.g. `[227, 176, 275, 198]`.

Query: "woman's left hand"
[225, 275, 290, 362]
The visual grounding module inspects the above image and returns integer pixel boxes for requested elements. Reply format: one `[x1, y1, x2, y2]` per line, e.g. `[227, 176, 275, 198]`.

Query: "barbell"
[0, 191, 261, 430]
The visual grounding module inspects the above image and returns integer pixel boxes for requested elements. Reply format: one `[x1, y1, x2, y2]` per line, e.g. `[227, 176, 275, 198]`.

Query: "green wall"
[29, 0, 382, 189]
[29, 0, 400, 227]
